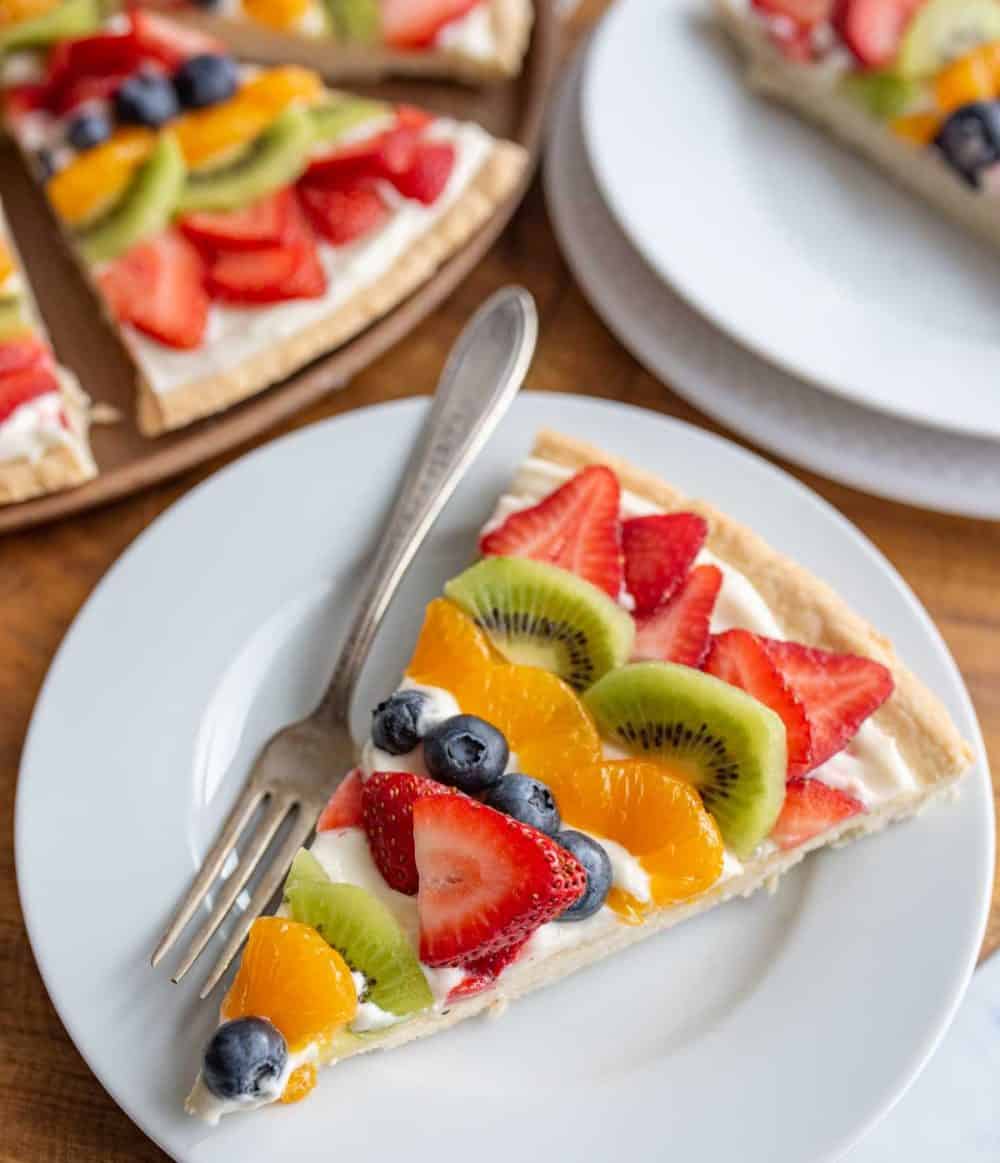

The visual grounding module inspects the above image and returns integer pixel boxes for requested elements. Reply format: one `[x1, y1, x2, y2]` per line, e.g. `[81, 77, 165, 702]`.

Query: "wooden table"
[3, 6, 999, 1158]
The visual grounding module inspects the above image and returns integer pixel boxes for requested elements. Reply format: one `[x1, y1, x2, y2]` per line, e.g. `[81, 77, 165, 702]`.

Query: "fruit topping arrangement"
[750, 0, 1000, 187]
[3, 13, 462, 351]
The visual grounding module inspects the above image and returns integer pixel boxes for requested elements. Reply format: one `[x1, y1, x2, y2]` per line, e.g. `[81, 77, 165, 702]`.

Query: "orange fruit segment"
[280, 1062, 318, 1104]
[221, 917, 357, 1051]
[550, 760, 724, 911]
[173, 66, 323, 169]
[243, 0, 314, 31]
[406, 596, 498, 709]
[889, 110, 941, 145]
[0, 242, 14, 286]
[934, 41, 1000, 113]
[0, 0, 58, 26]
[47, 129, 156, 227]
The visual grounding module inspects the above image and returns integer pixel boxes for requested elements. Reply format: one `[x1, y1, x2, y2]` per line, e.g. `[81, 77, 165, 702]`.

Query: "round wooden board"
[0, 0, 558, 535]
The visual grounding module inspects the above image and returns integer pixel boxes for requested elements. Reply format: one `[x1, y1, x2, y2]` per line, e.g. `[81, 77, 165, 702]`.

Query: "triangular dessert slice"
[1, 11, 527, 435]
[0, 198, 95, 505]
[716, 0, 1000, 248]
[185, 429, 972, 1121]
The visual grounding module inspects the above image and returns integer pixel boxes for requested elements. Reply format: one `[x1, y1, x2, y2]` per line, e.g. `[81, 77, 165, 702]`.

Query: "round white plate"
[582, 0, 1000, 439]
[17, 395, 992, 1163]
[548, 47, 1000, 520]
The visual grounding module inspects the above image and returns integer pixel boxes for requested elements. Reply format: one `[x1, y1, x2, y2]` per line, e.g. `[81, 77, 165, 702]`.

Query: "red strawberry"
[305, 124, 421, 185]
[413, 793, 587, 967]
[362, 771, 450, 895]
[763, 640, 894, 770]
[479, 465, 623, 597]
[52, 71, 138, 115]
[632, 564, 722, 668]
[128, 10, 224, 69]
[0, 365, 61, 425]
[390, 142, 455, 205]
[99, 231, 209, 350]
[3, 83, 49, 119]
[621, 512, 708, 616]
[317, 768, 364, 831]
[751, 0, 832, 25]
[179, 189, 299, 253]
[380, 0, 480, 48]
[204, 215, 327, 303]
[396, 104, 434, 131]
[298, 181, 390, 246]
[0, 336, 49, 376]
[704, 629, 814, 776]
[445, 933, 533, 1002]
[770, 777, 863, 850]
[833, 0, 924, 69]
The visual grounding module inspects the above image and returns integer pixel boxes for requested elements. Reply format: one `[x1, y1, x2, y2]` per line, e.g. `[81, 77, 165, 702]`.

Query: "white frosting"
[0, 390, 71, 465]
[185, 1040, 319, 1125]
[433, 2, 496, 60]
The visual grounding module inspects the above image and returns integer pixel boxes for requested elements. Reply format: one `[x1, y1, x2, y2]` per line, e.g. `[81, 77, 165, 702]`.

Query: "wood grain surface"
[1, 3, 998, 1158]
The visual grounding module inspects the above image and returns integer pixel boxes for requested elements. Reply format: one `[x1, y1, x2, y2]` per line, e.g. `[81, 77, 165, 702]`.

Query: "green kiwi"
[284, 851, 433, 1018]
[444, 556, 635, 691]
[583, 662, 787, 858]
[897, 0, 1000, 77]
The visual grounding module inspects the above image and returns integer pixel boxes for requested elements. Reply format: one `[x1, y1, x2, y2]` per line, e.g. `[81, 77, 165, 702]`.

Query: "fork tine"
[171, 795, 291, 984]
[199, 806, 316, 998]
[151, 779, 267, 968]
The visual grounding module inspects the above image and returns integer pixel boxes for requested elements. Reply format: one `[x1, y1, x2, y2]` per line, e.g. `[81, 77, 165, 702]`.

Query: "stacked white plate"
[544, 0, 1000, 518]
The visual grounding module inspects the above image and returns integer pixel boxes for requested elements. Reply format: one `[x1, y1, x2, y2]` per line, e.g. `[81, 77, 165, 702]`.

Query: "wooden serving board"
[0, 0, 558, 535]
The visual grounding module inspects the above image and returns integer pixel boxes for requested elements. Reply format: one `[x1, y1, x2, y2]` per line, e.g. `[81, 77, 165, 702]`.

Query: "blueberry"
[202, 1017, 288, 1101]
[554, 831, 612, 922]
[934, 102, 1000, 187]
[484, 773, 561, 834]
[371, 689, 429, 755]
[173, 53, 239, 110]
[423, 714, 509, 793]
[114, 70, 179, 128]
[66, 110, 112, 152]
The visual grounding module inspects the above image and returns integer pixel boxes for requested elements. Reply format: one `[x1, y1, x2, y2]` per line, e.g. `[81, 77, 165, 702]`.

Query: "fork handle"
[316, 287, 537, 725]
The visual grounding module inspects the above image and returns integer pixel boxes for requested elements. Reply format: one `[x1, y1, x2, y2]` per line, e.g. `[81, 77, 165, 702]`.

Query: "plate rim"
[15, 392, 995, 1162]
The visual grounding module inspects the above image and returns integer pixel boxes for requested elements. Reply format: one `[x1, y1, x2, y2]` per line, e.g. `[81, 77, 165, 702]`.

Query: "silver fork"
[151, 287, 538, 998]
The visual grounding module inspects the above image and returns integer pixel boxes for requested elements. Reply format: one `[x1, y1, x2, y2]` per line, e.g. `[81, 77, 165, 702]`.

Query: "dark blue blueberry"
[372, 689, 430, 755]
[423, 714, 509, 793]
[202, 1017, 287, 1101]
[173, 54, 239, 110]
[66, 110, 112, 152]
[484, 773, 560, 834]
[934, 102, 1000, 187]
[554, 831, 612, 922]
[114, 70, 179, 128]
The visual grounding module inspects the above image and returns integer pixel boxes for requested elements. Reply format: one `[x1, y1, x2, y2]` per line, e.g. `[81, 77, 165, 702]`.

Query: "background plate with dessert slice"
[16, 392, 992, 1163]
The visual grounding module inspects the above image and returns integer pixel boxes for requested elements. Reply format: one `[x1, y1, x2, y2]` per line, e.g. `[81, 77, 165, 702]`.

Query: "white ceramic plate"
[582, 0, 1000, 439]
[547, 48, 1000, 520]
[16, 395, 993, 1163]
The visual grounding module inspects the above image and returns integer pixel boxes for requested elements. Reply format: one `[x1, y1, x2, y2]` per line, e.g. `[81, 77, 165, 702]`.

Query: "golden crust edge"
[527, 428, 974, 792]
[138, 140, 527, 435]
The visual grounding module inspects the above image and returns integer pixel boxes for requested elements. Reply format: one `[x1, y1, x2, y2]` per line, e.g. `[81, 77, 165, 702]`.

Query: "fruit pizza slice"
[185, 429, 972, 1122]
[140, 0, 533, 84]
[1, 11, 527, 435]
[716, 0, 1000, 248]
[0, 198, 95, 504]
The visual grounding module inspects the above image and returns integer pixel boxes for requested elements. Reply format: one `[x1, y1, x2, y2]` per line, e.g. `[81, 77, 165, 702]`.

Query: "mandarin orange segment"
[551, 760, 724, 908]
[0, 243, 13, 286]
[0, 0, 58, 25]
[934, 41, 1000, 112]
[243, 0, 314, 30]
[280, 1062, 318, 1104]
[406, 597, 496, 709]
[47, 129, 155, 226]
[221, 917, 356, 1051]
[889, 110, 941, 145]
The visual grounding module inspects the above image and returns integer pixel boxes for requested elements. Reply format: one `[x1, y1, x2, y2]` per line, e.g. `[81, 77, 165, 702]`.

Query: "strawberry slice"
[380, 0, 481, 48]
[704, 629, 814, 776]
[203, 205, 326, 304]
[763, 640, 894, 770]
[305, 124, 421, 186]
[396, 104, 434, 131]
[99, 231, 209, 351]
[298, 181, 390, 246]
[632, 564, 722, 668]
[390, 142, 455, 205]
[129, 10, 223, 69]
[833, 0, 924, 69]
[362, 771, 450, 895]
[0, 336, 49, 376]
[0, 365, 61, 425]
[751, 0, 832, 25]
[414, 793, 587, 966]
[179, 189, 299, 253]
[317, 768, 364, 831]
[479, 465, 624, 597]
[445, 933, 533, 1002]
[770, 777, 864, 850]
[622, 512, 708, 616]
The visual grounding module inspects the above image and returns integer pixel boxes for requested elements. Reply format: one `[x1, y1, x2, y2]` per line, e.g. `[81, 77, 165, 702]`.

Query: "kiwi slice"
[444, 556, 635, 691]
[897, 0, 1000, 78]
[284, 852, 433, 1017]
[839, 71, 924, 120]
[310, 96, 389, 149]
[0, 294, 29, 341]
[583, 663, 787, 858]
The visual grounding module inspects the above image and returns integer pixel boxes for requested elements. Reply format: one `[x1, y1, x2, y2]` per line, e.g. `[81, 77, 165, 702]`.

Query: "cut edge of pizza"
[0, 199, 95, 506]
[2, 11, 528, 437]
[184, 428, 972, 1123]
